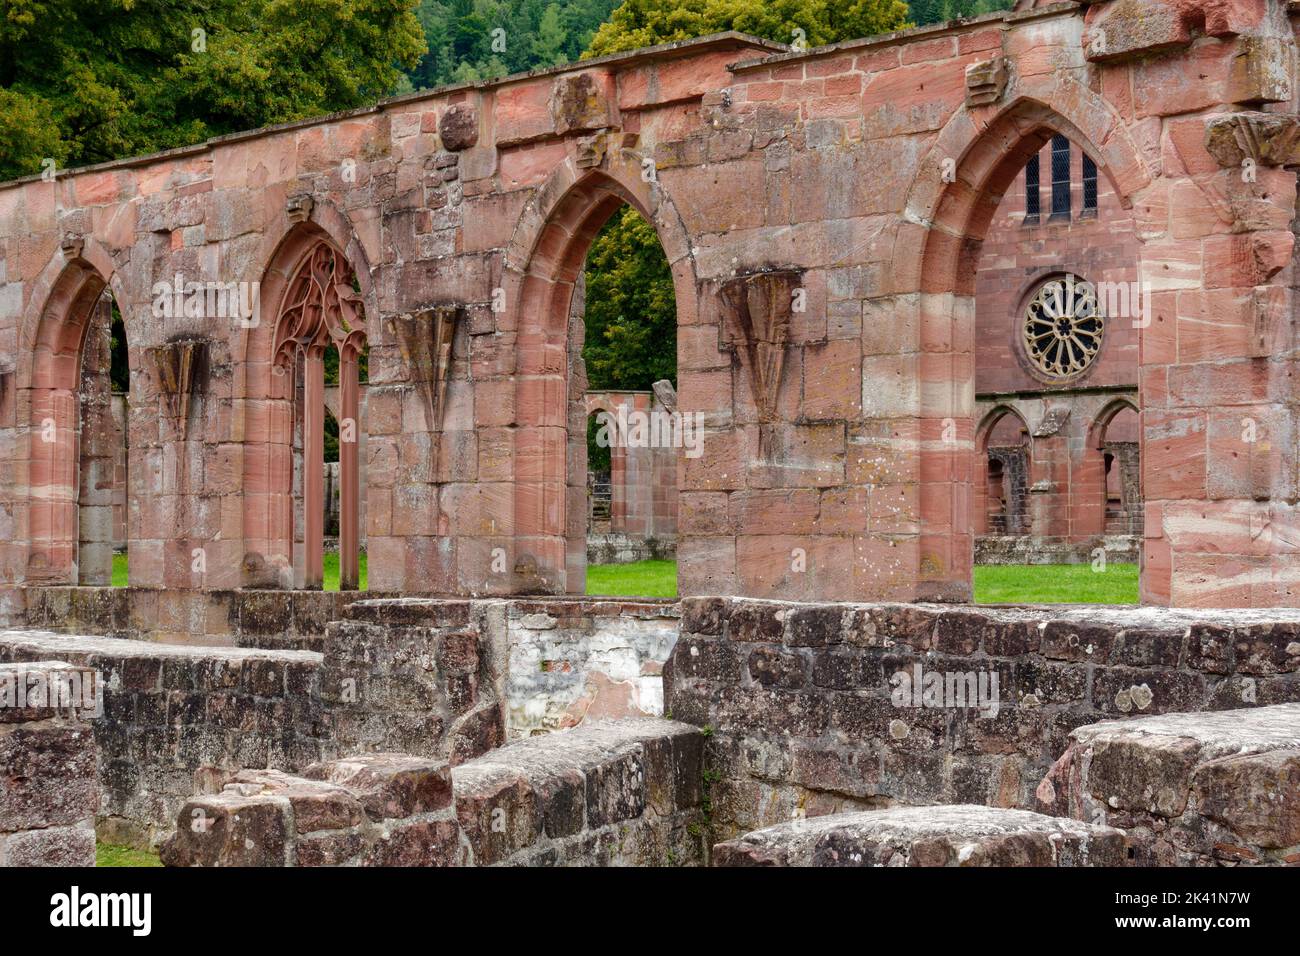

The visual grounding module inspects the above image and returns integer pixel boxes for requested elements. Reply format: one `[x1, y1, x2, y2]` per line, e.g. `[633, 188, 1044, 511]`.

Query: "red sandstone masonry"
[665, 596, 1300, 840]
[0, 4, 1297, 606]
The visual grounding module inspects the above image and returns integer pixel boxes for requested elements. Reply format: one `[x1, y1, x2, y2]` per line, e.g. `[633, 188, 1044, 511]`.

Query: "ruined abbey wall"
[0, 0, 1297, 609]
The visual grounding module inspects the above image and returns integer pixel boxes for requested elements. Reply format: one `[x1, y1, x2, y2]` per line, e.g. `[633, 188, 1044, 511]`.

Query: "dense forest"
[1, 0, 1015, 415]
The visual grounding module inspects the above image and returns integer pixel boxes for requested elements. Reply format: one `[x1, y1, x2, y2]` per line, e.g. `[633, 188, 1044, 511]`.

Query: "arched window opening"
[576, 204, 678, 594]
[274, 241, 367, 590]
[1050, 134, 1071, 220]
[78, 291, 130, 586]
[1099, 405, 1141, 537]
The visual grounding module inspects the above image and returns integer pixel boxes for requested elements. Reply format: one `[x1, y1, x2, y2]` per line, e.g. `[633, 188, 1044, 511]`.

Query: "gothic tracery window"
[272, 241, 367, 589]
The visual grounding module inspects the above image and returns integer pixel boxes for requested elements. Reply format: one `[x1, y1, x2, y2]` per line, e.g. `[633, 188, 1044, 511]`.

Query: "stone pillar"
[339, 347, 361, 590]
[303, 346, 325, 589]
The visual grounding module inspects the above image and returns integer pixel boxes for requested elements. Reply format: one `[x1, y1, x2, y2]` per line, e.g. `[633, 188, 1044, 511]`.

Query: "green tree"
[579, 0, 913, 402]
[585, 0, 911, 58]
[907, 0, 1014, 26]
[0, 0, 426, 181]
[582, 207, 676, 391]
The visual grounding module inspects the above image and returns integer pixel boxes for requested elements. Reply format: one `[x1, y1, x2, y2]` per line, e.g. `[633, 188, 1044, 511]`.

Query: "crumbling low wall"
[161, 755, 461, 867]
[17, 586, 398, 649]
[665, 597, 1300, 840]
[712, 805, 1131, 867]
[1040, 704, 1300, 866]
[0, 632, 325, 847]
[161, 719, 706, 867]
[586, 533, 676, 565]
[506, 599, 678, 738]
[974, 535, 1140, 566]
[0, 662, 100, 866]
[0, 599, 509, 846]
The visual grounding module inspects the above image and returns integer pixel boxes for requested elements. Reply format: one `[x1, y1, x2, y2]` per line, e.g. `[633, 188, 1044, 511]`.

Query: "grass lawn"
[973, 562, 1138, 605]
[114, 552, 1135, 604]
[323, 552, 368, 591]
[585, 559, 678, 598]
[97, 842, 162, 867]
[111, 552, 128, 587]
[111, 552, 369, 590]
[584, 559, 1139, 604]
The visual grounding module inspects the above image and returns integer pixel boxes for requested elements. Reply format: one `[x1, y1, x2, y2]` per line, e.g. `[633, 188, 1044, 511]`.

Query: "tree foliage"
[906, 0, 1014, 26]
[0, 0, 426, 181]
[407, 0, 620, 88]
[579, 0, 914, 397]
[586, 0, 911, 58]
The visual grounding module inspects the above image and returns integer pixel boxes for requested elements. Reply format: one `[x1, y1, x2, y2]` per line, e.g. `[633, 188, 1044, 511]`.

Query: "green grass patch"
[118, 552, 1136, 603]
[96, 842, 162, 867]
[583, 559, 1139, 604]
[323, 552, 368, 592]
[585, 559, 677, 598]
[973, 563, 1138, 605]
[112, 552, 371, 591]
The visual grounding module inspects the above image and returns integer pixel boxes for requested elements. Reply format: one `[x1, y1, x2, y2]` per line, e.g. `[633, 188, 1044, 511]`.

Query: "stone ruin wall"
[664, 596, 1300, 841]
[0, 1, 1296, 609]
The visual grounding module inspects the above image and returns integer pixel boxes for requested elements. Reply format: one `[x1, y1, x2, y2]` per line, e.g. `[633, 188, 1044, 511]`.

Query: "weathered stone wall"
[1, 2, 1296, 607]
[505, 598, 678, 737]
[1040, 703, 1300, 865]
[162, 718, 706, 867]
[162, 755, 462, 867]
[0, 631, 324, 846]
[321, 598, 509, 765]
[0, 601, 509, 845]
[664, 596, 1300, 840]
[0, 661, 99, 866]
[18, 585, 398, 648]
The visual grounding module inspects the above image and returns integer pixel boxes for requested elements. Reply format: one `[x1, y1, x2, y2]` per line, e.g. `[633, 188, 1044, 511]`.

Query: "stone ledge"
[1039, 704, 1300, 865]
[713, 805, 1130, 866]
[452, 718, 705, 866]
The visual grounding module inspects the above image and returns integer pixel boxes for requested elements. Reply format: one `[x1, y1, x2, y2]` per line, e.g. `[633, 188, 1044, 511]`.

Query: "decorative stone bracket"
[149, 337, 209, 441]
[1032, 406, 1071, 438]
[966, 57, 1009, 109]
[286, 194, 314, 224]
[719, 270, 802, 457]
[1206, 112, 1300, 169]
[549, 72, 615, 136]
[386, 306, 461, 435]
[59, 233, 84, 260]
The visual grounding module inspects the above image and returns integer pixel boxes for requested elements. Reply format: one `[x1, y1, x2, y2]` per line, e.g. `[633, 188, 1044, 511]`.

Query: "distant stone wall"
[586, 533, 676, 565]
[17, 586, 399, 649]
[975, 534, 1140, 565]
[665, 597, 1300, 841]
[0, 662, 100, 866]
[505, 599, 678, 738]
[1041, 704, 1300, 866]
[162, 718, 705, 867]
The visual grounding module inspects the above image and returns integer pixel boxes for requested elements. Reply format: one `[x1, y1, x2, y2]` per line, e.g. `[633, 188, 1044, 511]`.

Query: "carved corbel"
[286, 194, 315, 223]
[60, 233, 84, 260]
[149, 336, 209, 441]
[1206, 112, 1300, 170]
[385, 305, 461, 435]
[965, 57, 1009, 109]
[719, 270, 801, 457]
